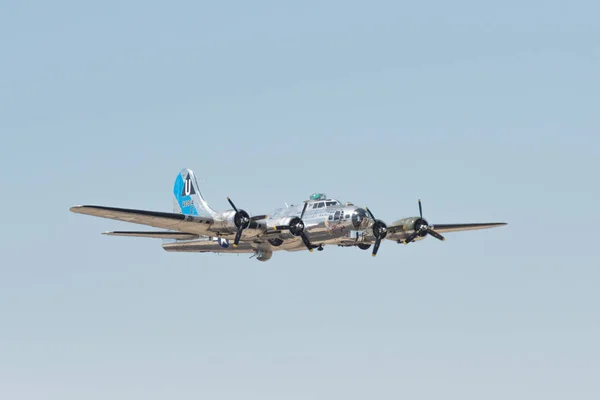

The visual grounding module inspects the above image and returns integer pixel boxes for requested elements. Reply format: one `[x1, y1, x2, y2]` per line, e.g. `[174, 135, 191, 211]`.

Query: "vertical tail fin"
[173, 169, 217, 217]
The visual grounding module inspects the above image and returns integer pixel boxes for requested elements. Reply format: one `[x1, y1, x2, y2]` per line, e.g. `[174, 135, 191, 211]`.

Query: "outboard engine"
[389, 200, 446, 244]
[211, 197, 267, 247]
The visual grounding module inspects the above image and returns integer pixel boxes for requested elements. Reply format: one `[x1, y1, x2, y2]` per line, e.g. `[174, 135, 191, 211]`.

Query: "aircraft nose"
[352, 208, 370, 229]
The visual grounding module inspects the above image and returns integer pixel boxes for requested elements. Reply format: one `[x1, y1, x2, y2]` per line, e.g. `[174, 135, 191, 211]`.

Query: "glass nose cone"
[352, 208, 369, 229]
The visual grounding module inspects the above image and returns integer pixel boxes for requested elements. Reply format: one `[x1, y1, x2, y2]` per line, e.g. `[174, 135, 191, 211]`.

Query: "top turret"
[309, 193, 327, 201]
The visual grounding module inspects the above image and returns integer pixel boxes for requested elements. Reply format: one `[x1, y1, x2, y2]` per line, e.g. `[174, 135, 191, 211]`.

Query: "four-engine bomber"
[70, 168, 507, 262]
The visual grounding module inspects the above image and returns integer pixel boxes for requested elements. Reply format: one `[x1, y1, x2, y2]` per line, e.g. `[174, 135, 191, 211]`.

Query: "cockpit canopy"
[308, 193, 342, 209]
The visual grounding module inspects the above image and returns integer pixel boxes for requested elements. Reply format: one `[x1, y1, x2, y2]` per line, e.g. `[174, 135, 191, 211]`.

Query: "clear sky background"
[1, 1, 599, 399]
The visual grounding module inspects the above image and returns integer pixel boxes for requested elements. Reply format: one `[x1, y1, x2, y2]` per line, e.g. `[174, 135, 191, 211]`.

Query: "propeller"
[365, 207, 387, 257]
[271, 201, 315, 252]
[403, 199, 445, 244]
[227, 197, 266, 247]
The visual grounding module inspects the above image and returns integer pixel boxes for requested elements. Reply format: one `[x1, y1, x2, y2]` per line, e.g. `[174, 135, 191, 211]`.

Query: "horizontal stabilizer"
[103, 231, 200, 240]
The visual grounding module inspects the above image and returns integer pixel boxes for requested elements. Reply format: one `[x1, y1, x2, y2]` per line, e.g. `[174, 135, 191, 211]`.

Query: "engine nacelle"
[210, 210, 266, 242]
[387, 217, 429, 242]
[210, 210, 239, 233]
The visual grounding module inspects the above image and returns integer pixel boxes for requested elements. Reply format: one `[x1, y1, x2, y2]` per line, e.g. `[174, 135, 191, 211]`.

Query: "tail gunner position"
[70, 168, 506, 262]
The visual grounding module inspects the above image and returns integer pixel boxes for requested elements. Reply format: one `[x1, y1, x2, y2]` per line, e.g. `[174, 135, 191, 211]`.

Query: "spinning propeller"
[403, 199, 445, 244]
[365, 207, 387, 257]
[227, 197, 266, 247]
[273, 201, 315, 252]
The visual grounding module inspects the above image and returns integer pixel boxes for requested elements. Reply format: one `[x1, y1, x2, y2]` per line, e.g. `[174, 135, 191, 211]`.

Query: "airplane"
[70, 168, 506, 262]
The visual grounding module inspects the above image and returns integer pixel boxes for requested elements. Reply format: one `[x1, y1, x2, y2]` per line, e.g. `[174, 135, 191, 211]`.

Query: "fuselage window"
[328, 215, 333, 220]
[334, 211, 341, 220]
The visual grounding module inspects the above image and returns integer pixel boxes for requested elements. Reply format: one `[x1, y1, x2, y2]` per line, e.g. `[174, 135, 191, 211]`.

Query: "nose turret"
[351, 208, 370, 229]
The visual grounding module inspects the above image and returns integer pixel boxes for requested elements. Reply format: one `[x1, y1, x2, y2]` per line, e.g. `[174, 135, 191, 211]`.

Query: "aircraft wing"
[429, 222, 507, 233]
[385, 218, 506, 246]
[387, 222, 506, 234]
[162, 237, 256, 253]
[70, 205, 214, 236]
[102, 231, 200, 240]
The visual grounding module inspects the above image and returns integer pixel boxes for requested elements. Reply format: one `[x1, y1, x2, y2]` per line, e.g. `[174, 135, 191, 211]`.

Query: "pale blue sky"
[1, 1, 599, 399]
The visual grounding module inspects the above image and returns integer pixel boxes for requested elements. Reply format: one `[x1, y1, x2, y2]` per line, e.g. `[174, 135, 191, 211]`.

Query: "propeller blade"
[233, 227, 244, 247]
[250, 215, 268, 221]
[418, 199, 423, 219]
[299, 231, 314, 252]
[300, 201, 309, 219]
[372, 238, 381, 256]
[427, 229, 445, 241]
[226, 197, 238, 212]
[403, 231, 419, 244]
[365, 207, 376, 220]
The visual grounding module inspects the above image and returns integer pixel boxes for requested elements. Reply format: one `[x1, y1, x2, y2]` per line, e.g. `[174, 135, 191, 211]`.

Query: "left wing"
[384, 200, 506, 245]
[429, 222, 506, 233]
[385, 219, 506, 245]
[70, 205, 214, 236]
[388, 222, 506, 234]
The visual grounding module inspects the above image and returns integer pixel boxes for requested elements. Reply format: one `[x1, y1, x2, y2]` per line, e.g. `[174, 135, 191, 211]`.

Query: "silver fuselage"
[165, 199, 375, 253]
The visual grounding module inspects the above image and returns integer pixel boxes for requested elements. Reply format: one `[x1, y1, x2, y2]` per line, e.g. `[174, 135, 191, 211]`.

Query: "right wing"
[103, 231, 200, 240]
[70, 205, 214, 236]
[162, 237, 256, 253]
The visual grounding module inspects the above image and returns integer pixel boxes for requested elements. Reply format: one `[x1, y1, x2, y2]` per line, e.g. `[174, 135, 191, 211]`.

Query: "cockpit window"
[313, 200, 341, 209]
